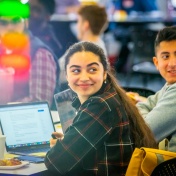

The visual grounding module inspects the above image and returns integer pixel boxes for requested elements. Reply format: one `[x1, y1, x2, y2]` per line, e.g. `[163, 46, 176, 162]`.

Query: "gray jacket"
[137, 82, 176, 152]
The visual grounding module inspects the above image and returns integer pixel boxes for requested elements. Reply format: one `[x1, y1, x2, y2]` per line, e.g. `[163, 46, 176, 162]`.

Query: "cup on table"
[0, 135, 6, 159]
[0, 68, 15, 105]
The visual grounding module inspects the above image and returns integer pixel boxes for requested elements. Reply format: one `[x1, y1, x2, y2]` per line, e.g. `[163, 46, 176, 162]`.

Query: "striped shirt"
[45, 82, 134, 176]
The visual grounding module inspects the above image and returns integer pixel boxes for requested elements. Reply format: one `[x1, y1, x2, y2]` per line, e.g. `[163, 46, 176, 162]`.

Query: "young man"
[58, 5, 108, 90]
[0, 0, 59, 109]
[136, 26, 176, 152]
[76, 5, 108, 56]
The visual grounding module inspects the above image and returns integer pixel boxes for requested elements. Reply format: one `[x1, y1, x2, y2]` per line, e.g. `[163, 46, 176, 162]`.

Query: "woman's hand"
[50, 132, 64, 148]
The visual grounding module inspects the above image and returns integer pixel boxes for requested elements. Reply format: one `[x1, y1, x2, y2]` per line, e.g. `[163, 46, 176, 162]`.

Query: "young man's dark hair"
[78, 5, 108, 35]
[155, 26, 176, 51]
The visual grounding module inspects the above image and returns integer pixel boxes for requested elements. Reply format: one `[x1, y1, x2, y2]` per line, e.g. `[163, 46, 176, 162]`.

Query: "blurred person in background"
[29, 0, 63, 58]
[76, 4, 108, 55]
[54, 0, 80, 15]
[0, 0, 59, 109]
[58, 4, 108, 91]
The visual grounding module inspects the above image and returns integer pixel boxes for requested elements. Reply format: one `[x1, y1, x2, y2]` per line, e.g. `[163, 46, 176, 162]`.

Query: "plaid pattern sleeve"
[18, 48, 57, 106]
[45, 86, 134, 176]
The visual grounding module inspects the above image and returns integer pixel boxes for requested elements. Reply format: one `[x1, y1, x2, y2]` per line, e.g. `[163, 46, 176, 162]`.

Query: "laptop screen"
[0, 102, 55, 150]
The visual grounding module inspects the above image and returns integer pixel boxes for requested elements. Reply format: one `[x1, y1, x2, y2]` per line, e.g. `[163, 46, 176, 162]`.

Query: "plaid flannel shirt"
[18, 48, 57, 106]
[45, 82, 134, 176]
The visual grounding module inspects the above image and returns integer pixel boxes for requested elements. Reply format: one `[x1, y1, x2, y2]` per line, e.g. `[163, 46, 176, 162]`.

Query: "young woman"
[44, 41, 157, 176]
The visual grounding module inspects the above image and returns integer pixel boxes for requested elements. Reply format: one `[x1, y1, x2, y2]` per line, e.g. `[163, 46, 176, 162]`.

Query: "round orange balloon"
[0, 54, 30, 71]
[1, 32, 29, 51]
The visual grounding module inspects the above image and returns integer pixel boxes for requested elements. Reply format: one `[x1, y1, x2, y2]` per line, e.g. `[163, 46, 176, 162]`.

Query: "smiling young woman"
[66, 51, 107, 104]
[44, 41, 157, 176]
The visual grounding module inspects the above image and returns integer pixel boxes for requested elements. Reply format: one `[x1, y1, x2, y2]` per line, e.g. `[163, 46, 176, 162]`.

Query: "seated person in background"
[29, 0, 63, 58]
[136, 26, 176, 152]
[58, 5, 108, 90]
[54, 0, 80, 15]
[0, 0, 59, 109]
[44, 41, 157, 176]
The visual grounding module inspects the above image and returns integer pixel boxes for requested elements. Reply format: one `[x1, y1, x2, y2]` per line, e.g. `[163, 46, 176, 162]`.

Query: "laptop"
[54, 89, 77, 134]
[0, 101, 55, 155]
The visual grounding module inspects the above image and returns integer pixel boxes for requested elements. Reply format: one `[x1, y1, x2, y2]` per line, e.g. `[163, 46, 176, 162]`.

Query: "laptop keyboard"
[20, 147, 50, 153]
[11, 146, 50, 154]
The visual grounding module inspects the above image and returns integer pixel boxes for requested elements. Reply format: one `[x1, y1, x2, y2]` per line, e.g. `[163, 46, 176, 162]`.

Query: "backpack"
[125, 147, 176, 176]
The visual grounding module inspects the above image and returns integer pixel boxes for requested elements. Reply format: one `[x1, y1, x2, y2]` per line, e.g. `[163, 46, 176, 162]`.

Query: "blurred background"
[1, 0, 176, 106]
[51, 0, 176, 92]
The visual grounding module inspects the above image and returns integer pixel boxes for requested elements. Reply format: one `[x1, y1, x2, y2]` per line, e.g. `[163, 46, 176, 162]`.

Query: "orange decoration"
[0, 54, 30, 70]
[1, 32, 29, 51]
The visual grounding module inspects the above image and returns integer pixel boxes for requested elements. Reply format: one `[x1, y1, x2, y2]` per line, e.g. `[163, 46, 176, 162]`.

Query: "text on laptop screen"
[0, 102, 55, 149]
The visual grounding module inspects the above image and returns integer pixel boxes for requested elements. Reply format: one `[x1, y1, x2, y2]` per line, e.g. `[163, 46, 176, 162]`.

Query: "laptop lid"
[0, 101, 55, 153]
[54, 89, 76, 134]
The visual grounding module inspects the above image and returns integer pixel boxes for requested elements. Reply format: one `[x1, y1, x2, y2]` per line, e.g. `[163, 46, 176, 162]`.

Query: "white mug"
[0, 135, 6, 159]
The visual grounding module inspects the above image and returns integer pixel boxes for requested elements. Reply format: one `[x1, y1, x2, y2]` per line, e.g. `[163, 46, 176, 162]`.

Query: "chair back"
[129, 26, 157, 65]
[123, 87, 155, 97]
[151, 158, 176, 176]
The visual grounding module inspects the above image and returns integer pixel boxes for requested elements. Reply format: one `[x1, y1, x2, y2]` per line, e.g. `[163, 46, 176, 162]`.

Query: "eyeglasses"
[0, 17, 24, 26]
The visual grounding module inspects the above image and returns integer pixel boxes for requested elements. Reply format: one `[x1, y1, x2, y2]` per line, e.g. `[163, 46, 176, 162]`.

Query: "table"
[0, 153, 47, 176]
[0, 163, 47, 176]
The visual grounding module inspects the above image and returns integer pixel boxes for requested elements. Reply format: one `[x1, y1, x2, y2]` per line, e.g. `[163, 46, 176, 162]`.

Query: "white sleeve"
[137, 84, 176, 142]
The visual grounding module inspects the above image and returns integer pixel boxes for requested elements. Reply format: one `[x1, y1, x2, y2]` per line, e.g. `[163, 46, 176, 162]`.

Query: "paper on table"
[51, 111, 60, 123]
[29, 153, 46, 157]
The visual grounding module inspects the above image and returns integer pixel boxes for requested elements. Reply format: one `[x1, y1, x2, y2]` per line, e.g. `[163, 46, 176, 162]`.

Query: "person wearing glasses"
[28, 0, 63, 58]
[0, 0, 59, 109]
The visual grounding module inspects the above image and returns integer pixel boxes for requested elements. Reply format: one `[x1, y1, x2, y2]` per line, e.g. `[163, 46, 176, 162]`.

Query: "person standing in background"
[29, 0, 63, 58]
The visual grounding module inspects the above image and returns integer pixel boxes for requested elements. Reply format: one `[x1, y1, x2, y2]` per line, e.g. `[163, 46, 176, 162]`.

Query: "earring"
[104, 80, 107, 84]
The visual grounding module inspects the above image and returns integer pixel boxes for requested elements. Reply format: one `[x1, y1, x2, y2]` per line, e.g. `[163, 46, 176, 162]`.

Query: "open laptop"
[0, 101, 55, 155]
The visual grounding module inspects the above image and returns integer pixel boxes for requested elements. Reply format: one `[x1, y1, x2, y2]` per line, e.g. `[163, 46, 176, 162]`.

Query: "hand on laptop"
[50, 132, 64, 148]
